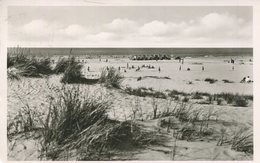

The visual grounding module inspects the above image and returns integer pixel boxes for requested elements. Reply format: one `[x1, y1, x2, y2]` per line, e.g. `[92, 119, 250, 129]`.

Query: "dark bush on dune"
[222, 79, 235, 83]
[60, 57, 85, 84]
[233, 96, 249, 107]
[53, 58, 71, 74]
[8, 54, 53, 78]
[192, 92, 204, 99]
[211, 93, 252, 106]
[99, 67, 124, 89]
[125, 87, 167, 99]
[205, 78, 218, 84]
[7, 53, 30, 68]
[32, 58, 53, 75]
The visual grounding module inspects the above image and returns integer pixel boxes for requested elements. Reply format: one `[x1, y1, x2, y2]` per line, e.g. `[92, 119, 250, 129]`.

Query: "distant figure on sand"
[240, 77, 246, 83]
[118, 66, 121, 71]
[231, 58, 235, 64]
[240, 76, 253, 83]
[136, 66, 140, 71]
[158, 67, 161, 72]
[245, 76, 252, 83]
[202, 66, 204, 71]
[179, 66, 181, 71]
[87, 66, 90, 72]
[187, 68, 190, 71]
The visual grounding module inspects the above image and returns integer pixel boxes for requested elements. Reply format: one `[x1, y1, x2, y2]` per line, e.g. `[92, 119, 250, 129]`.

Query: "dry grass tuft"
[231, 127, 253, 154]
[60, 57, 85, 84]
[99, 67, 124, 89]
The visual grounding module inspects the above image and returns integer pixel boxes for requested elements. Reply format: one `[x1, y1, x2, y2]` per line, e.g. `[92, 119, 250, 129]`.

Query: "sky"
[8, 6, 252, 47]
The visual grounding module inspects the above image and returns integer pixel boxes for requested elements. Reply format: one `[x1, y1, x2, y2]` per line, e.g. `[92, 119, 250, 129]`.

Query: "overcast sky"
[8, 6, 252, 47]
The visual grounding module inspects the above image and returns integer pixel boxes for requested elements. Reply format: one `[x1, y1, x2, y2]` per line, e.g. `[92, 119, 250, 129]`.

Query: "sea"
[7, 47, 253, 58]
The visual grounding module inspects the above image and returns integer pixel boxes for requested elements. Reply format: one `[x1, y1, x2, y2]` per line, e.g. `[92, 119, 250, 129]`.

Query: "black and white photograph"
[1, 0, 258, 161]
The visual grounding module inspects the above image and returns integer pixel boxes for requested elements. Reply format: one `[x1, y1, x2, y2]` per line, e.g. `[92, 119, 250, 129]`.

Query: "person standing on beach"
[158, 67, 161, 72]
[179, 65, 181, 71]
[202, 66, 204, 71]
[87, 66, 90, 72]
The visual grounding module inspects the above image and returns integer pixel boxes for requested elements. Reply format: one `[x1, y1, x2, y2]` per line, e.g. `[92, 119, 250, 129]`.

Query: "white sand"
[82, 56, 253, 95]
[7, 56, 253, 161]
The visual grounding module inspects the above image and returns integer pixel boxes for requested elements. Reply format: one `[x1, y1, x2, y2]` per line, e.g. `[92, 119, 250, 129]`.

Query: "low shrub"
[99, 67, 124, 89]
[7, 54, 53, 78]
[60, 57, 85, 84]
[53, 58, 71, 74]
[222, 79, 235, 83]
[234, 96, 248, 107]
[168, 90, 189, 97]
[125, 87, 167, 99]
[182, 97, 189, 103]
[205, 78, 218, 84]
[231, 128, 253, 154]
[192, 92, 204, 99]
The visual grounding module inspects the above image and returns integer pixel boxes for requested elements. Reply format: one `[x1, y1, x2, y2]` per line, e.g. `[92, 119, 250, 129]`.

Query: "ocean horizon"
[8, 47, 253, 57]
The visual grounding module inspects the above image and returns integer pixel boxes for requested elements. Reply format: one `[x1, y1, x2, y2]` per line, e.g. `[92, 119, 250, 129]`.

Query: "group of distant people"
[240, 76, 253, 83]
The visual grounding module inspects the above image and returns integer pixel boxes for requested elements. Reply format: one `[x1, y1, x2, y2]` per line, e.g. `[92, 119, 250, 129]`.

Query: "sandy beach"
[82, 56, 253, 94]
[7, 54, 253, 161]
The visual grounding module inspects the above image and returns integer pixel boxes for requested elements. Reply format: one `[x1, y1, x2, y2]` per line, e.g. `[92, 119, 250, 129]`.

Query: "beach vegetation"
[231, 127, 253, 154]
[99, 67, 124, 89]
[53, 58, 71, 74]
[60, 57, 85, 84]
[125, 87, 167, 99]
[205, 78, 218, 84]
[222, 79, 235, 83]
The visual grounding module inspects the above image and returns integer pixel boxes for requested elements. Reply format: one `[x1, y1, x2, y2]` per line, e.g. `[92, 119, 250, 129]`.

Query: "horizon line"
[7, 46, 253, 48]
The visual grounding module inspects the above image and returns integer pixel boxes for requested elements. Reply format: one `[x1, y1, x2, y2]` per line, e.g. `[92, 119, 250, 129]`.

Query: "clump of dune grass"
[233, 96, 249, 107]
[40, 86, 157, 160]
[8, 85, 157, 160]
[7, 102, 41, 142]
[211, 93, 251, 107]
[168, 90, 189, 97]
[222, 79, 235, 83]
[125, 87, 167, 99]
[231, 127, 253, 154]
[99, 67, 124, 89]
[60, 57, 85, 84]
[182, 96, 189, 103]
[53, 58, 71, 74]
[205, 78, 218, 84]
[7, 53, 53, 78]
[7, 67, 20, 80]
[7, 48, 31, 68]
[192, 92, 204, 99]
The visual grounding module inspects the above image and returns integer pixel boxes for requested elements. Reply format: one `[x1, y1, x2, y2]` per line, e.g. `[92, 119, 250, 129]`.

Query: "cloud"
[20, 19, 54, 37]
[183, 13, 252, 39]
[61, 24, 89, 37]
[105, 18, 138, 33]
[8, 12, 252, 47]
